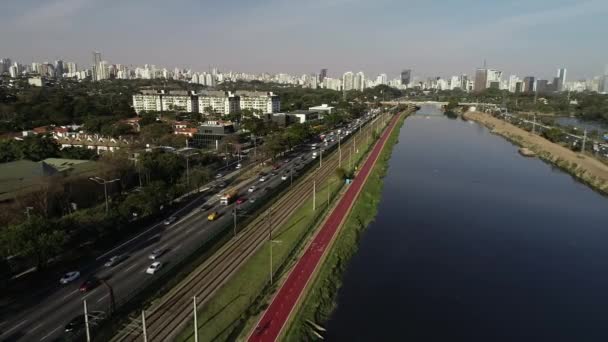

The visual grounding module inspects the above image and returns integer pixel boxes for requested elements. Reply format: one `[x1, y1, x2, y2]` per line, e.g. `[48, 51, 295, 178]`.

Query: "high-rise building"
[523, 76, 535, 92]
[536, 79, 549, 94]
[92, 51, 102, 81]
[319, 68, 327, 82]
[400, 69, 411, 85]
[474, 68, 487, 92]
[354, 72, 365, 91]
[376, 73, 388, 85]
[342, 71, 354, 91]
[54, 60, 64, 78]
[66, 62, 78, 74]
[556, 68, 567, 91]
[0, 58, 11, 74]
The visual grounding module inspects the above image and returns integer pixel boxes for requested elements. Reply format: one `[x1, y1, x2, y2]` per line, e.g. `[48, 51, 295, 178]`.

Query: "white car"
[146, 262, 162, 275]
[259, 177, 266, 182]
[248, 186, 256, 193]
[281, 174, 288, 181]
[236, 163, 242, 169]
[60, 271, 80, 284]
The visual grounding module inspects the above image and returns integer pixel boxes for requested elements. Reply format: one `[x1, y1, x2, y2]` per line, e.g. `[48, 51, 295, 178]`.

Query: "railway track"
[111, 113, 391, 342]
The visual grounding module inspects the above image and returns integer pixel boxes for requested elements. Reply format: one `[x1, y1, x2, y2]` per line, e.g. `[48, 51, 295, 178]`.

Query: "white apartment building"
[343, 72, 354, 91]
[237, 91, 280, 113]
[198, 91, 238, 115]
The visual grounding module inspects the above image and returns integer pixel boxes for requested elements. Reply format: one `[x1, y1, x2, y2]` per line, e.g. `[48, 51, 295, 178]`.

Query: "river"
[325, 105, 608, 341]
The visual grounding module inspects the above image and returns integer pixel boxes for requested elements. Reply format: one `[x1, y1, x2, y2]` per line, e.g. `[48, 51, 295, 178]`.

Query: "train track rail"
[111, 113, 390, 342]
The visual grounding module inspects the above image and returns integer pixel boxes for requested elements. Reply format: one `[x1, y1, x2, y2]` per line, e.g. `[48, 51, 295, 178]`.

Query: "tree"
[139, 112, 158, 126]
[59, 146, 98, 160]
[140, 123, 172, 145]
[542, 127, 565, 143]
[0, 216, 66, 270]
[189, 167, 212, 192]
[21, 135, 60, 161]
[0, 139, 22, 162]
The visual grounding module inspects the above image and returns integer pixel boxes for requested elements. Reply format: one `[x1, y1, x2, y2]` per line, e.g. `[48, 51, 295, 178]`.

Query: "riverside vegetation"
[464, 111, 608, 195]
[283, 110, 411, 340]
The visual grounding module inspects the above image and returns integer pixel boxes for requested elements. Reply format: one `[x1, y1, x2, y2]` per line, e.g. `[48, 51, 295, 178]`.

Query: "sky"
[1, 0, 607, 80]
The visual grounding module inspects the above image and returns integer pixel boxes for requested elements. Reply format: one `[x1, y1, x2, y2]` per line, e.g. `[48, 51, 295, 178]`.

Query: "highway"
[109, 113, 386, 342]
[0, 113, 380, 342]
[248, 111, 402, 342]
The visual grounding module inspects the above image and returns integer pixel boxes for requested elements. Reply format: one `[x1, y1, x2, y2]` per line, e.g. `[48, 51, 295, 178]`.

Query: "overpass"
[381, 100, 499, 110]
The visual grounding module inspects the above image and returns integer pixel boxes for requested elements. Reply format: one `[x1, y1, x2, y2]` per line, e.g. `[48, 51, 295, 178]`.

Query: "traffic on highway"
[0, 113, 377, 342]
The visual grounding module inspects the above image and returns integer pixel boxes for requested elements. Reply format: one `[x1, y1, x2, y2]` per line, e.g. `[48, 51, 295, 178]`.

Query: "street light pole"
[232, 206, 237, 237]
[89, 177, 120, 215]
[83, 300, 91, 342]
[338, 137, 342, 168]
[142, 310, 148, 342]
[193, 296, 199, 342]
[313, 180, 316, 211]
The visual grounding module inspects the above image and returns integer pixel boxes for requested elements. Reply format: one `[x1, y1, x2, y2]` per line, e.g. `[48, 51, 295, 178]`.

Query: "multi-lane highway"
[1, 113, 380, 342]
[109, 112, 387, 342]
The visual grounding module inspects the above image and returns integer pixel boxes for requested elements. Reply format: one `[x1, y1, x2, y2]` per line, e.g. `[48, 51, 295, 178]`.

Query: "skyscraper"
[342, 71, 354, 91]
[556, 68, 567, 92]
[400, 69, 411, 85]
[354, 71, 365, 91]
[54, 60, 64, 78]
[523, 76, 535, 92]
[319, 68, 327, 82]
[92, 51, 102, 81]
[474, 68, 487, 92]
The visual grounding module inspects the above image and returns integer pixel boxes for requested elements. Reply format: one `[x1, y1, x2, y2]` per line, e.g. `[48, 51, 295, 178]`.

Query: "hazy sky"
[1, 0, 607, 80]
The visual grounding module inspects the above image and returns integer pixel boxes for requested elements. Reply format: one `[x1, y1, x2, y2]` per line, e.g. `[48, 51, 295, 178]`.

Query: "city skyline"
[1, 0, 607, 79]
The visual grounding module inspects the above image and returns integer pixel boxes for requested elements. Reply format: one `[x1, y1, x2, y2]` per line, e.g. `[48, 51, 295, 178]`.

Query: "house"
[308, 104, 334, 115]
[191, 120, 236, 149]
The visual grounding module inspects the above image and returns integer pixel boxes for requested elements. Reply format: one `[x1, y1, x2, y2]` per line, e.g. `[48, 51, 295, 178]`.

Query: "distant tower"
[556, 68, 567, 92]
[319, 68, 327, 82]
[400, 69, 411, 85]
[92, 51, 102, 81]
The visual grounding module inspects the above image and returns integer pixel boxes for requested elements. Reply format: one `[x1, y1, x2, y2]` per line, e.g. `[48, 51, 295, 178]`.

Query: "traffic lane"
[23, 208, 234, 342]
[8, 130, 354, 340]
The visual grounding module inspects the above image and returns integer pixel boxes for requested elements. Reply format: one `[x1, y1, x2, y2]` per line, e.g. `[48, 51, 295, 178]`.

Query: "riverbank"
[282, 111, 410, 340]
[464, 111, 608, 195]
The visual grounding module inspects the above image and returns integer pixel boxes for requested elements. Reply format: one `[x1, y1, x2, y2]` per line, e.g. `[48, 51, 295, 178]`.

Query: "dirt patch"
[464, 111, 608, 194]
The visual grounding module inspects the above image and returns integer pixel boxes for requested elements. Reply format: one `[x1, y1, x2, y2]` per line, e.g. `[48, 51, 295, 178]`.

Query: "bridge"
[381, 100, 500, 110]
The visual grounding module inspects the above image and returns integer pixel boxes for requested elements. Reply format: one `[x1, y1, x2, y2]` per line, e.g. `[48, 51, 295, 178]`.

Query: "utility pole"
[290, 167, 293, 186]
[582, 129, 587, 152]
[193, 296, 199, 342]
[142, 310, 148, 342]
[89, 177, 120, 215]
[232, 206, 237, 237]
[313, 180, 316, 211]
[338, 138, 342, 167]
[83, 300, 91, 342]
[532, 115, 536, 134]
[24, 206, 33, 222]
[319, 149, 322, 168]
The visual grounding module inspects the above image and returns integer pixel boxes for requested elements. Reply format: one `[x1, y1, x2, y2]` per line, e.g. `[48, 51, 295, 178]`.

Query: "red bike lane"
[249, 113, 402, 342]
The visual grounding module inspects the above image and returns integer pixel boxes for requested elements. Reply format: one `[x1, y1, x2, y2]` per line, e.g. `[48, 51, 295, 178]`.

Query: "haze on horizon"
[1, 0, 607, 80]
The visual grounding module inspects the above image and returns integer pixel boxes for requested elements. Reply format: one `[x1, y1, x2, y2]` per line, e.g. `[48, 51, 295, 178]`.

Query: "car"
[146, 261, 162, 274]
[236, 163, 242, 169]
[207, 211, 219, 221]
[248, 186, 256, 193]
[79, 277, 100, 293]
[259, 177, 266, 182]
[281, 174, 288, 181]
[104, 255, 127, 267]
[215, 173, 223, 179]
[236, 198, 246, 205]
[218, 182, 227, 188]
[273, 164, 281, 170]
[163, 216, 177, 225]
[60, 271, 80, 285]
[148, 249, 165, 260]
[249, 197, 256, 203]
[270, 172, 277, 176]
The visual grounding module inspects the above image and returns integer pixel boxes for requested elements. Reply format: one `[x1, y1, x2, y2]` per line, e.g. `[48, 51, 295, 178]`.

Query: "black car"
[65, 312, 105, 333]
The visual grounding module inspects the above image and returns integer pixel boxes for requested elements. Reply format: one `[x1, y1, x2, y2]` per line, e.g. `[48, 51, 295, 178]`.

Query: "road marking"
[2, 320, 28, 335]
[82, 288, 97, 300]
[62, 289, 78, 300]
[123, 262, 141, 273]
[97, 293, 109, 303]
[96, 223, 162, 260]
[186, 227, 194, 234]
[30, 323, 44, 332]
[174, 244, 183, 251]
[39, 326, 60, 341]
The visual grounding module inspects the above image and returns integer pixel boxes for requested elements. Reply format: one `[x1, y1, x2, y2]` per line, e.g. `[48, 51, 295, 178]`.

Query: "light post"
[313, 180, 316, 211]
[338, 137, 342, 167]
[89, 176, 120, 214]
[83, 300, 91, 342]
[193, 296, 199, 342]
[267, 208, 282, 285]
[183, 152, 199, 188]
[142, 310, 148, 342]
[24, 206, 33, 222]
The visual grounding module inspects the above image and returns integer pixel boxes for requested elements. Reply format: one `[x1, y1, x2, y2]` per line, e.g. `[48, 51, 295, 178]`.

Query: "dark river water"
[325, 105, 608, 342]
